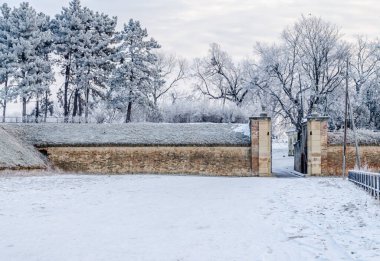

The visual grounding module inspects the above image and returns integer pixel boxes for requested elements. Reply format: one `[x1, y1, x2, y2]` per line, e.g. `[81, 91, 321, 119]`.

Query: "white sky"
[4, 0, 380, 116]
[6, 0, 380, 59]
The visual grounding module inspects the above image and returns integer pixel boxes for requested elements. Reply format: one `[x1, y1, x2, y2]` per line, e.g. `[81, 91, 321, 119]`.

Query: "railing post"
[349, 170, 380, 200]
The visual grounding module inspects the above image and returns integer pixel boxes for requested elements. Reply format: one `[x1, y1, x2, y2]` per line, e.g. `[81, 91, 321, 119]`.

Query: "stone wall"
[325, 145, 380, 176]
[41, 146, 252, 176]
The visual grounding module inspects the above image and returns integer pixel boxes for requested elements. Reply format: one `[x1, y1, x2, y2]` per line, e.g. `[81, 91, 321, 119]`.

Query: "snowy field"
[0, 173, 380, 261]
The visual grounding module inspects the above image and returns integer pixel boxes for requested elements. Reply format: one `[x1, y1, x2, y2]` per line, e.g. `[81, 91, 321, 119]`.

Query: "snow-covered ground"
[0, 173, 379, 261]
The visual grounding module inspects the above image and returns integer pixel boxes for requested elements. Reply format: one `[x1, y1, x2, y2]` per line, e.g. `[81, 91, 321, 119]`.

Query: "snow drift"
[0, 127, 46, 170]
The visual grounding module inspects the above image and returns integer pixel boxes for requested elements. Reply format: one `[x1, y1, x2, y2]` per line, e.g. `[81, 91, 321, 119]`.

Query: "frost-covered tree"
[0, 3, 16, 122]
[146, 53, 187, 121]
[253, 42, 307, 132]
[193, 43, 249, 106]
[33, 15, 54, 122]
[350, 36, 380, 94]
[349, 36, 380, 128]
[9, 2, 54, 122]
[108, 19, 160, 123]
[73, 11, 117, 122]
[51, 0, 86, 121]
[150, 53, 187, 106]
[253, 16, 349, 132]
[364, 73, 380, 129]
[52, 0, 117, 122]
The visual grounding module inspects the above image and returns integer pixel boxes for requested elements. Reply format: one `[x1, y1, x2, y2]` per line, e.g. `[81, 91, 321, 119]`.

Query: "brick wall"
[41, 146, 252, 176]
[324, 145, 380, 176]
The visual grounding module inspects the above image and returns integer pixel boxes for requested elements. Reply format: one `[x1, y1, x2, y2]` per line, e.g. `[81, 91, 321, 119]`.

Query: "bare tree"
[253, 42, 308, 132]
[350, 36, 380, 128]
[193, 43, 248, 106]
[350, 36, 380, 94]
[291, 15, 349, 115]
[151, 53, 187, 106]
[253, 15, 349, 132]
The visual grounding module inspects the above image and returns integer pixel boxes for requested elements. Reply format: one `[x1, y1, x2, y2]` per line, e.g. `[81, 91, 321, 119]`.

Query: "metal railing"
[348, 170, 380, 200]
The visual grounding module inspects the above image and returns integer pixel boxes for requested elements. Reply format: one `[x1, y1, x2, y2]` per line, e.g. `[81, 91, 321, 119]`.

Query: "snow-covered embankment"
[0, 127, 46, 170]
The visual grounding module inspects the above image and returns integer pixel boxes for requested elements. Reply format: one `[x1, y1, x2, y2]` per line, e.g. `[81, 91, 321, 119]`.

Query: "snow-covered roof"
[3, 123, 251, 147]
[0, 127, 46, 170]
[328, 130, 380, 146]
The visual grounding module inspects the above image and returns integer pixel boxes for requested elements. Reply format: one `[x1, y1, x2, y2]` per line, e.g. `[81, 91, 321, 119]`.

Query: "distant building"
[286, 129, 297, 156]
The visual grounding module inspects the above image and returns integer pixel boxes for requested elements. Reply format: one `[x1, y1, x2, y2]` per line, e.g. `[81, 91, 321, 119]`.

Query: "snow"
[0, 173, 379, 261]
[233, 123, 250, 137]
[272, 141, 294, 172]
[4, 123, 250, 146]
[0, 127, 46, 169]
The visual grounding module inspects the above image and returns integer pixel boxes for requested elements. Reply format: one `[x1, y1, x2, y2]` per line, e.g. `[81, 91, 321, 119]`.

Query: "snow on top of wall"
[4, 123, 251, 147]
[328, 130, 380, 145]
[233, 124, 250, 137]
[0, 127, 46, 169]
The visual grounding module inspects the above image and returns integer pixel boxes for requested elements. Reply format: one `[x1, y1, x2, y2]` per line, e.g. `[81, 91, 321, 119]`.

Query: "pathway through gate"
[250, 114, 298, 177]
[271, 141, 298, 178]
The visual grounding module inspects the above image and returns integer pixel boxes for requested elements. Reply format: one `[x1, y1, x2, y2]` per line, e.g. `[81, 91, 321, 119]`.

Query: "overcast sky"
[6, 0, 380, 59]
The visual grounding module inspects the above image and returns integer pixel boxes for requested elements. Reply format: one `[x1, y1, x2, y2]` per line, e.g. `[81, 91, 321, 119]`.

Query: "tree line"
[1, 1, 379, 132]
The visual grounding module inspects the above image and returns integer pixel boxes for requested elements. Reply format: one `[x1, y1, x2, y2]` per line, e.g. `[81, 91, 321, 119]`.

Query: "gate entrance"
[294, 114, 329, 176]
[250, 113, 329, 177]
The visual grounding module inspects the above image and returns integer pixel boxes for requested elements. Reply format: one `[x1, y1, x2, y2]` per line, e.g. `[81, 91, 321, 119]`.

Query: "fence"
[0, 116, 98, 124]
[348, 170, 380, 200]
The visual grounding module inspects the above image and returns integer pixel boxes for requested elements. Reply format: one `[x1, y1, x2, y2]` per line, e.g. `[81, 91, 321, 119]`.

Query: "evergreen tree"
[73, 10, 117, 122]
[9, 2, 54, 122]
[108, 19, 160, 123]
[51, 0, 87, 122]
[51, 0, 116, 122]
[0, 3, 16, 122]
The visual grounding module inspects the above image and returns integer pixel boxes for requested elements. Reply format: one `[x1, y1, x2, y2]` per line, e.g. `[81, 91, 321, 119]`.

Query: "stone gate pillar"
[306, 114, 329, 176]
[250, 113, 272, 176]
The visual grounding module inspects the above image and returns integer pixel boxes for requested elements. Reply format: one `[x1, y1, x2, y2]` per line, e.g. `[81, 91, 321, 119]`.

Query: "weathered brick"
[41, 146, 252, 177]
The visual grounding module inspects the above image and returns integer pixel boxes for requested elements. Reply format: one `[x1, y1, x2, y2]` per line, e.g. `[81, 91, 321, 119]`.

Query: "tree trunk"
[64, 64, 70, 123]
[72, 89, 79, 118]
[22, 97, 27, 123]
[44, 91, 48, 122]
[79, 93, 82, 117]
[2, 75, 8, 123]
[85, 87, 89, 123]
[126, 101, 132, 123]
[35, 95, 39, 123]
